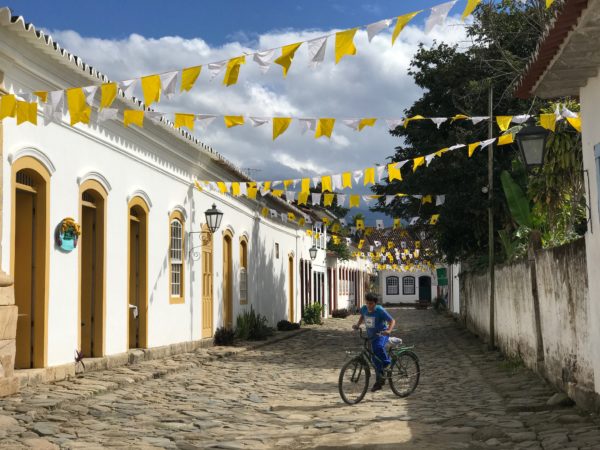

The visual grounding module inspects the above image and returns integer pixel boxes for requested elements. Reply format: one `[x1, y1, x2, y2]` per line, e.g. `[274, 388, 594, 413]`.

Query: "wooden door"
[201, 227, 214, 338]
[128, 218, 140, 348]
[222, 235, 233, 329]
[288, 257, 294, 322]
[80, 205, 96, 357]
[14, 189, 35, 368]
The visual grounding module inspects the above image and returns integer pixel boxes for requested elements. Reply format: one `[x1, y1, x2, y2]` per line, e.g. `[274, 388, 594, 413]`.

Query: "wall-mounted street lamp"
[309, 246, 318, 260]
[204, 203, 224, 233]
[515, 117, 550, 171]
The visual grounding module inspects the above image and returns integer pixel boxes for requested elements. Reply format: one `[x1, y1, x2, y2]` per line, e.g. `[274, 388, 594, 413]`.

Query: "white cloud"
[49, 17, 467, 185]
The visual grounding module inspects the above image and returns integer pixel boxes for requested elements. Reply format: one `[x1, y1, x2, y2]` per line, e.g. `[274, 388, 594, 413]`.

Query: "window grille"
[402, 276, 415, 295]
[386, 276, 399, 295]
[170, 219, 183, 297]
[16, 171, 34, 187]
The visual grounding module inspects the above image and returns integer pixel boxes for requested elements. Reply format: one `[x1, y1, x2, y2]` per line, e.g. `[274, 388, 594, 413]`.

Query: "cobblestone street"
[1, 308, 599, 449]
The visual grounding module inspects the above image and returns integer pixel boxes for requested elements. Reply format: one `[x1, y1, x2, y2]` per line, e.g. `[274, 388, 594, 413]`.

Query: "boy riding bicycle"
[352, 293, 396, 392]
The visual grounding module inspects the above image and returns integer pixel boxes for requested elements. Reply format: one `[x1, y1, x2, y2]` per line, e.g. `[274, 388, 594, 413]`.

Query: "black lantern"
[309, 246, 318, 260]
[515, 117, 550, 170]
[204, 203, 223, 233]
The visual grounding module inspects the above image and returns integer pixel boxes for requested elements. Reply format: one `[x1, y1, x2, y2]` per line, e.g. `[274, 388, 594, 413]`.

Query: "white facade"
[378, 269, 437, 304]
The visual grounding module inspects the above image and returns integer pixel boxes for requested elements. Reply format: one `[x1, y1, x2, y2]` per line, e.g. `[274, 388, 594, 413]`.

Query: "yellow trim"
[78, 179, 108, 357]
[169, 210, 185, 304]
[288, 255, 294, 322]
[222, 229, 234, 328]
[11, 156, 50, 368]
[127, 197, 149, 349]
[239, 235, 248, 305]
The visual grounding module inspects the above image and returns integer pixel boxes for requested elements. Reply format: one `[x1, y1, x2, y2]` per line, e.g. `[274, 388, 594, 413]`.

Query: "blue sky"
[11, 0, 454, 43]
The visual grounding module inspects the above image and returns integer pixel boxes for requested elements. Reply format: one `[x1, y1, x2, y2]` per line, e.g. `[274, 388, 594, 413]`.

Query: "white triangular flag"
[369, 245, 374, 252]
[43, 90, 64, 126]
[337, 194, 346, 206]
[208, 61, 227, 81]
[409, 217, 419, 225]
[312, 193, 321, 206]
[161, 71, 179, 100]
[425, 1, 457, 34]
[119, 79, 137, 97]
[386, 119, 404, 130]
[342, 119, 361, 131]
[340, 218, 347, 226]
[307, 36, 328, 69]
[145, 111, 164, 122]
[83, 86, 98, 105]
[270, 209, 278, 218]
[353, 170, 363, 184]
[376, 220, 384, 230]
[305, 216, 312, 224]
[272, 180, 282, 188]
[436, 195, 446, 206]
[346, 237, 352, 245]
[511, 114, 531, 124]
[239, 183, 248, 197]
[260, 186, 271, 197]
[285, 191, 296, 202]
[385, 195, 395, 206]
[249, 117, 270, 127]
[298, 118, 317, 134]
[375, 240, 382, 247]
[351, 227, 357, 234]
[431, 118, 447, 128]
[98, 108, 118, 123]
[197, 114, 217, 128]
[253, 49, 276, 74]
[561, 107, 578, 119]
[292, 179, 300, 188]
[312, 177, 320, 188]
[470, 116, 489, 124]
[281, 213, 288, 223]
[366, 19, 392, 42]
[397, 160, 410, 169]
[376, 166, 386, 182]
[332, 174, 342, 190]
[449, 144, 466, 151]
[362, 195, 375, 204]
[425, 154, 436, 166]
[480, 138, 496, 149]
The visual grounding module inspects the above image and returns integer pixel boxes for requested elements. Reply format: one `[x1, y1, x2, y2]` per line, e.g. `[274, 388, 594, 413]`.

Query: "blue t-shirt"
[360, 305, 393, 338]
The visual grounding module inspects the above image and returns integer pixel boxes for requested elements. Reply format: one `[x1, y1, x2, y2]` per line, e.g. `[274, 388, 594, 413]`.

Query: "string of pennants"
[7, 0, 493, 108]
[0, 91, 582, 136]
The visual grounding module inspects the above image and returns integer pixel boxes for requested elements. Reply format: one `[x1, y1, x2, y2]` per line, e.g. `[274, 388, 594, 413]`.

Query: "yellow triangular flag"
[342, 172, 353, 188]
[349, 195, 360, 208]
[462, 0, 482, 20]
[0, 94, 16, 119]
[435, 147, 449, 157]
[174, 113, 195, 131]
[388, 163, 402, 181]
[298, 191, 309, 205]
[422, 195, 432, 204]
[358, 239, 365, 249]
[321, 175, 333, 192]
[217, 182, 229, 194]
[387, 241, 394, 249]
[496, 116, 513, 132]
[288, 212, 296, 222]
[100, 83, 117, 110]
[567, 116, 581, 132]
[66, 88, 91, 125]
[181, 66, 202, 92]
[272, 190, 284, 198]
[497, 134, 514, 146]
[301, 178, 311, 193]
[332, 223, 341, 233]
[231, 182, 241, 197]
[123, 110, 144, 128]
[274, 43, 302, 77]
[540, 114, 556, 132]
[194, 181, 203, 191]
[16, 101, 37, 125]
[393, 218, 401, 229]
[363, 167, 375, 185]
[273, 117, 292, 140]
[451, 114, 469, 122]
[315, 118, 335, 139]
[284, 180, 293, 189]
[306, 229, 313, 237]
[261, 207, 269, 217]
[356, 219, 365, 230]
[141, 74, 161, 106]
[358, 118, 377, 131]
[413, 157, 425, 172]
[335, 28, 358, 64]
[392, 11, 421, 45]
[333, 235, 341, 245]
[224, 116, 245, 128]
[298, 217, 305, 226]
[546, 0, 555, 8]
[324, 193, 335, 206]
[33, 91, 48, 103]
[223, 56, 245, 86]
[404, 115, 425, 128]
[430, 214, 440, 225]
[247, 187, 258, 200]
[468, 142, 481, 157]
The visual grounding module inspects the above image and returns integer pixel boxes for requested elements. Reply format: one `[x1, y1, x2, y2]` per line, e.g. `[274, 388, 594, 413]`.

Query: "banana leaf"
[501, 170, 532, 228]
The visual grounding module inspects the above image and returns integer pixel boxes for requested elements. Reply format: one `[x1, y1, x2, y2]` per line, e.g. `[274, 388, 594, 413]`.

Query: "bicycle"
[338, 328, 420, 405]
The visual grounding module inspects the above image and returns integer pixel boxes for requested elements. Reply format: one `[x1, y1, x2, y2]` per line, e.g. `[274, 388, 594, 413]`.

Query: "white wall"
[580, 74, 600, 395]
[379, 269, 437, 304]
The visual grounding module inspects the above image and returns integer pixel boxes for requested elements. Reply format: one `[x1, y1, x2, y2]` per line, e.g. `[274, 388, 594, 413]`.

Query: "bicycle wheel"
[389, 351, 420, 397]
[338, 357, 370, 405]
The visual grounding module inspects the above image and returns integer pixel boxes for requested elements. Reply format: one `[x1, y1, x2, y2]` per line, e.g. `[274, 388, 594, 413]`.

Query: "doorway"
[222, 232, 233, 329]
[418, 276, 432, 303]
[201, 225, 214, 338]
[79, 181, 107, 358]
[12, 159, 49, 369]
[288, 256, 294, 322]
[128, 198, 148, 349]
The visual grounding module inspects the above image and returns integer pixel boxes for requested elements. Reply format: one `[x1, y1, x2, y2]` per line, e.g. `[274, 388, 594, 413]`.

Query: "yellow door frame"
[222, 230, 233, 329]
[201, 224, 213, 338]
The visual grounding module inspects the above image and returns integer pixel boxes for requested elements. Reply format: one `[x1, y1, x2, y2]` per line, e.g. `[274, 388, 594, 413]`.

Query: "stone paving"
[0, 308, 600, 449]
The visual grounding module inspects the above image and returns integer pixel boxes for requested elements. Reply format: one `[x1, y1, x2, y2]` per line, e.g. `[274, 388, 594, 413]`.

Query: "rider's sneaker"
[371, 380, 383, 392]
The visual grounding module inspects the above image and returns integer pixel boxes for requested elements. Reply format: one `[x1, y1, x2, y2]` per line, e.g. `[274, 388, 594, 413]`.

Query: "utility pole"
[488, 84, 496, 350]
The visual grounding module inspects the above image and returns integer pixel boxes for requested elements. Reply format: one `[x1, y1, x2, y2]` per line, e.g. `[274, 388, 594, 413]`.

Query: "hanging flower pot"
[56, 217, 81, 252]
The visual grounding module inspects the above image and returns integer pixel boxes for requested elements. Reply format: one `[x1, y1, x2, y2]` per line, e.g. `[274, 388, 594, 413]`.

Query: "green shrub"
[302, 302, 323, 325]
[213, 327, 235, 346]
[277, 320, 300, 331]
[331, 308, 349, 318]
[235, 307, 274, 341]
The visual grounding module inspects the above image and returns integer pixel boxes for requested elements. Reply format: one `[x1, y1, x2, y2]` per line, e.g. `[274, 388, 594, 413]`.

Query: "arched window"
[402, 276, 416, 295]
[239, 237, 248, 305]
[386, 276, 399, 295]
[169, 211, 185, 303]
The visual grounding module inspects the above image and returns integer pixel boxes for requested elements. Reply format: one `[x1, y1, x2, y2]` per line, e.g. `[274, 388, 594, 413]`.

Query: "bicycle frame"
[352, 328, 416, 373]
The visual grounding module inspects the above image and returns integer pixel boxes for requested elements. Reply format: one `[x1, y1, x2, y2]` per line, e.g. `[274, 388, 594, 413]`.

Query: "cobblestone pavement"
[1, 308, 600, 449]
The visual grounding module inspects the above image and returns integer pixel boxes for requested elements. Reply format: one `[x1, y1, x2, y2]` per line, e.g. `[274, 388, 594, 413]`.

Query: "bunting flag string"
[8, 0, 556, 107]
[1, 91, 581, 138]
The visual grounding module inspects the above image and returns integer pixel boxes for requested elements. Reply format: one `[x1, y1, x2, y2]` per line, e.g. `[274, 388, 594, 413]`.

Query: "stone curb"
[5, 328, 311, 416]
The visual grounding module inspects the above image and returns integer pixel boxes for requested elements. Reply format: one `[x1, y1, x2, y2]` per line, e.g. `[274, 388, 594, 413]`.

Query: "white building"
[377, 269, 438, 305]
[0, 6, 372, 391]
[515, 0, 600, 405]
